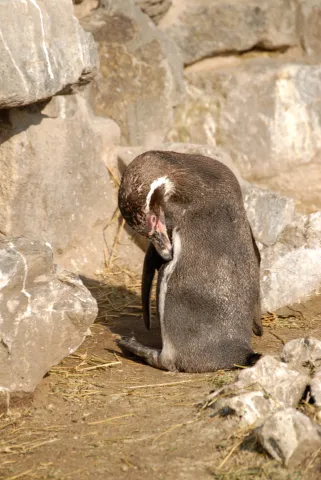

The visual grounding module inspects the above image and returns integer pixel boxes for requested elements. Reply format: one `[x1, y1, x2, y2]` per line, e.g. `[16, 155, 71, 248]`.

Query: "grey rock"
[234, 356, 309, 408]
[117, 142, 243, 183]
[261, 212, 321, 312]
[0, 237, 98, 393]
[0, 94, 144, 277]
[81, 0, 185, 146]
[135, 0, 172, 24]
[258, 408, 321, 466]
[242, 185, 295, 246]
[0, 0, 98, 109]
[281, 337, 321, 373]
[159, 0, 298, 65]
[311, 370, 321, 407]
[168, 58, 321, 212]
[205, 356, 309, 425]
[213, 391, 279, 428]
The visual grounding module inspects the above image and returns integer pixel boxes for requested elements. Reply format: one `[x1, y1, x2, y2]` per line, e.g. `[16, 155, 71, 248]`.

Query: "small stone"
[234, 356, 309, 408]
[258, 408, 321, 466]
[213, 391, 279, 427]
[281, 337, 321, 373]
[205, 356, 309, 425]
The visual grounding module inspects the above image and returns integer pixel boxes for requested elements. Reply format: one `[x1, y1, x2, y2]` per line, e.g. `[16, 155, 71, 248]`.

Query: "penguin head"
[118, 155, 176, 261]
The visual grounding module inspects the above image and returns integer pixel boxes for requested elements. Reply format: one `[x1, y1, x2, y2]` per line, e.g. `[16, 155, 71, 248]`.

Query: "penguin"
[117, 150, 262, 373]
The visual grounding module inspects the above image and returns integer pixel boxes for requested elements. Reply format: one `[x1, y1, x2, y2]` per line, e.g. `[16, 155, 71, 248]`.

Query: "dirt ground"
[1, 272, 321, 480]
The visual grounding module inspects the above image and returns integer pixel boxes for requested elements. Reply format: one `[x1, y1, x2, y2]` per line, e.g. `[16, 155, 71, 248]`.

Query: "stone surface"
[168, 58, 321, 210]
[73, 0, 100, 19]
[0, 0, 98, 109]
[80, 0, 185, 146]
[117, 142, 242, 183]
[206, 356, 309, 421]
[213, 391, 278, 428]
[299, 0, 321, 56]
[0, 94, 144, 277]
[242, 185, 295, 246]
[159, 0, 298, 65]
[260, 212, 321, 312]
[258, 408, 321, 466]
[281, 337, 321, 373]
[0, 237, 98, 393]
[136, 0, 172, 23]
[234, 356, 309, 408]
[311, 370, 321, 407]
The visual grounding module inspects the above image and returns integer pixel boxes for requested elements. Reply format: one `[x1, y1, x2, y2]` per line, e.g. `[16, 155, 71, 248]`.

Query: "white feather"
[145, 176, 174, 212]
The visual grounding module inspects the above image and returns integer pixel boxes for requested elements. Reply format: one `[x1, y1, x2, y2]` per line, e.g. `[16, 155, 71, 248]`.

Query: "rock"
[213, 391, 279, 428]
[168, 58, 321, 211]
[258, 408, 321, 466]
[0, 237, 97, 393]
[0, 93, 143, 277]
[205, 356, 309, 425]
[73, 0, 100, 20]
[117, 142, 243, 183]
[233, 356, 309, 408]
[135, 0, 172, 24]
[311, 371, 321, 407]
[0, 0, 98, 109]
[242, 185, 295, 246]
[261, 212, 321, 312]
[281, 337, 321, 373]
[159, 0, 298, 65]
[81, 0, 185, 146]
[298, 0, 321, 56]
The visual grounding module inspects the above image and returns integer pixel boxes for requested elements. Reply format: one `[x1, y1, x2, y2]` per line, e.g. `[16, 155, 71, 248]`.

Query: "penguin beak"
[151, 220, 172, 261]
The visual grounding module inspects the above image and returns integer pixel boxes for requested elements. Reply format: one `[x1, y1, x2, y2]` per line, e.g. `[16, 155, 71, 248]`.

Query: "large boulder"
[159, 0, 298, 65]
[0, 94, 140, 277]
[0, 0, 98, 109]
[242, 185, 295, 246]
[260, 212, 321, 312]
[168, 58, 321, 211]
[0, 237, 97, 394]
[80, 0, 185, 146]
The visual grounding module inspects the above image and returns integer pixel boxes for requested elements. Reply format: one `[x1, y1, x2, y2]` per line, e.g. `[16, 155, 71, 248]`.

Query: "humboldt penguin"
[117, 150, 262, 373]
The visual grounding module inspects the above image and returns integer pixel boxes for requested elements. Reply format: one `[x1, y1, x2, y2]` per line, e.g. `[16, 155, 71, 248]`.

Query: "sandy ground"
[1, 280, 321, 480]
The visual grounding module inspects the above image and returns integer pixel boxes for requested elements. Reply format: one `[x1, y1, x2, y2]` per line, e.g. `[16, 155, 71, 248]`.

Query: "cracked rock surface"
[0, 0, 98, 108]
[0, 237, 98, 394]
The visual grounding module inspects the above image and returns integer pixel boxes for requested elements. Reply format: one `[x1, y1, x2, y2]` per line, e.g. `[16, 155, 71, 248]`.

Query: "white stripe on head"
[145, 176, 174, 213]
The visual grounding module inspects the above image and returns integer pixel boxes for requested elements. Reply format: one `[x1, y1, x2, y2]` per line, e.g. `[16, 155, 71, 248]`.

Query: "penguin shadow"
[81, 276, 162, 354]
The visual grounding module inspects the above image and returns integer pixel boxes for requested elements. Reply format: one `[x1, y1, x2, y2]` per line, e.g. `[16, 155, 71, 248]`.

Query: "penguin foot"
[115, 335, 167, 370]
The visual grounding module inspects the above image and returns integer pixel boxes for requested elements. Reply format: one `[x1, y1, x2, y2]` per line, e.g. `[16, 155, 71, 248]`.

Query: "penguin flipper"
[142, 243, 164, 330]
